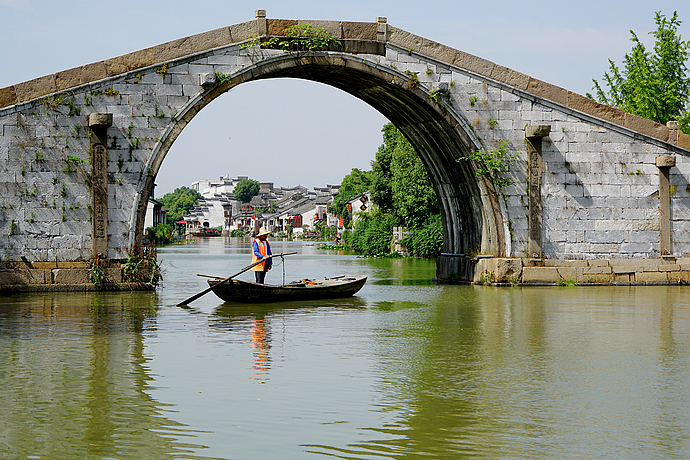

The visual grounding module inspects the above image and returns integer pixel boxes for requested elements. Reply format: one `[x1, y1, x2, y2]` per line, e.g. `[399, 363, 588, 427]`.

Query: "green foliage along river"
[1, 238, 689, 459]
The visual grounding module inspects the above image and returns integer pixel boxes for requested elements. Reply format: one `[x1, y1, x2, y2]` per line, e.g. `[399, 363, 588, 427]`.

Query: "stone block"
[0, 85, 18, 108]
[188, 26, 233, 53]
[635, 271, 668, 283]
[656, 155, 676, 168]
[521, 267, 560, 283]
[0, 269, 51, 285]
[228, 20, 256, 43]
[56, 62, 108, 91]
[342, 21, 377, 40]
[493, 258, 523, 282]
[453, 51, 495, 78]
[53, 268, 90, 284]
[14, 75, 57, 103]
[678, 131, 690, 151]
[104, 48, 155, 76]
[527, 78, 568, 106]
[556, 267, 577, 282]
[545, 259, 587, 267]
[490, 65, 530, 91]
[625, 113, 669, 142]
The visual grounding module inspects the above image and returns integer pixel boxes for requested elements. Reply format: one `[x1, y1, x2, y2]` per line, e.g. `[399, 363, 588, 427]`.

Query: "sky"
[2, 0, 689, 196]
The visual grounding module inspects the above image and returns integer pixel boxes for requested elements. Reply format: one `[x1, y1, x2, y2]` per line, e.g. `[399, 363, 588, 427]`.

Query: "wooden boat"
[207, 275, 367, 303]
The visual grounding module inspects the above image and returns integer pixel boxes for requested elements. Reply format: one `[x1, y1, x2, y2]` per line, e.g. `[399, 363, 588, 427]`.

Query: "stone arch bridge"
[1, 11, 690, 284]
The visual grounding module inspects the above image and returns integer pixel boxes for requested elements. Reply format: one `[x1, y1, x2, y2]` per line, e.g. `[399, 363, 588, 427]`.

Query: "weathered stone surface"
[0, 269, 50, 284]
[87, 113, 113, 127]
[0, 85, 18, 108]
[267, 19, 298, 35]
[490, 65, 530, 91]
[679, 132, 690, 151]
[526, 78, 568, 106]
[228, 20, 256, 43]
[522, 267, 560, 283]
[104, 48, 155, 76]
[53, 269, 90, 284]
[342, 21, 377, 40]
[453, 51, 495, 78]
[493, 258, 523, 282]
[625, 113, 669, 142]
[14, 75, 56, 102]
[635, 271, 668, 283]
[525, 125, 551, 138]
[56, 62, 108, 90]
[656, 155, 676, 168]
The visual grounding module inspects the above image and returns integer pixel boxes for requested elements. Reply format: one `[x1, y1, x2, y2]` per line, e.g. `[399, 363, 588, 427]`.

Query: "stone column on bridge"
[525, 125, 551, 258]
[87, 113, 112, 259]
[656, 154, 676, 255]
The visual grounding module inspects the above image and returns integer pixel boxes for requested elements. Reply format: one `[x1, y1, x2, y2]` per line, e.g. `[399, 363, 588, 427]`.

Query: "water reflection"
[307, 285, 690, 459]
[210, 297, 368, 384]
[3, 240, 690, 460]
[0, 292, 222, 460]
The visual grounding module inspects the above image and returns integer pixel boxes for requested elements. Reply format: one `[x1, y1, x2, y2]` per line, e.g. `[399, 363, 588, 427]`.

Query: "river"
[1, 238, 689, 459]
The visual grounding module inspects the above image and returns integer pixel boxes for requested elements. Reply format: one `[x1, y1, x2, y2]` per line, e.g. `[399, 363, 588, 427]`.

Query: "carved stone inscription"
[527, 138, 544, 258]
[88, 114, 111, 258]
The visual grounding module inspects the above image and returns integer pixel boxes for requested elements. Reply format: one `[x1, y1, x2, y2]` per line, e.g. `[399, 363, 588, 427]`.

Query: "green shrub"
[348, 212, 396, 255]
[401, 214, 443, 257]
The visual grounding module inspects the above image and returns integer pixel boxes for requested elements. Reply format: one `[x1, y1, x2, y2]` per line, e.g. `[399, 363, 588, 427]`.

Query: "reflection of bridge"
[1, 11, 689, 281]
[0, 293, 211, 458]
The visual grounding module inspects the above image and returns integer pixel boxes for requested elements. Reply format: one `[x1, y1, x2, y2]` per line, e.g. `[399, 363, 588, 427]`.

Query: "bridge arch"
[140, 52, 507, 267]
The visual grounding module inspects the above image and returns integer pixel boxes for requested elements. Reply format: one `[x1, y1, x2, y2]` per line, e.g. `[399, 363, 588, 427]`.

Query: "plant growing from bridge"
[588, 11, 690, 134]
[458, 141, 517, 188]
[404, 70, 420, 89]
[242, 24, 340, 55]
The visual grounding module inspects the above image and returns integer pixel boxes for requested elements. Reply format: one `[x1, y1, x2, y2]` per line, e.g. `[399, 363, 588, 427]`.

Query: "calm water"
[1, 238, 689, 459]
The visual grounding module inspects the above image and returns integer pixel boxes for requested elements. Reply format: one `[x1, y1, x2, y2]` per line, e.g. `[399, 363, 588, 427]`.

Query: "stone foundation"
[0, 262, 156, 292]
[473, 256, 690, 285]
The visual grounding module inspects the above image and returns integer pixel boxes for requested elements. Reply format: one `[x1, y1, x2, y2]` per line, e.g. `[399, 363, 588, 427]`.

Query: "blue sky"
[2, 0, 688, 195]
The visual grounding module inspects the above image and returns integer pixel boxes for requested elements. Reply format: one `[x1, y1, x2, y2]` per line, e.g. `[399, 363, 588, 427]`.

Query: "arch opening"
[138, 53, 507, 278]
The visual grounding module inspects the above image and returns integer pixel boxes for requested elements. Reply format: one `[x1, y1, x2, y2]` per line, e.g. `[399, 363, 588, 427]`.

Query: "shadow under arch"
[136, 52, 508, 280]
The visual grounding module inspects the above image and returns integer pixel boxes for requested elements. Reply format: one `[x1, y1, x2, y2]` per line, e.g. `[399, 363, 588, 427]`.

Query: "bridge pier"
[436, 253, 472, 283]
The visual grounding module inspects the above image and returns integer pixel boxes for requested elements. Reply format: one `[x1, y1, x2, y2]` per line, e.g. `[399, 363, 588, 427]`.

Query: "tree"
[370, 124, 397, 213]
[589, 11, 690, 134]
[388, 127, 439, 229]
[233, 178, 260, 203]
[158, 186, 203, 224]
[370, 123, 439, 229]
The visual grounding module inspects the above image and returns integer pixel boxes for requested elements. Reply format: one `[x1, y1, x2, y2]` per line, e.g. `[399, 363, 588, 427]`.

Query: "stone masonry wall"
[1, 15, 690, 266]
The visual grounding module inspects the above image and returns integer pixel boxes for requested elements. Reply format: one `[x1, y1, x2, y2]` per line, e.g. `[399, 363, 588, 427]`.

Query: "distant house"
[144, 184, 167, 228]
[346, 191, 374, 226]
[180, 176, 340, 235]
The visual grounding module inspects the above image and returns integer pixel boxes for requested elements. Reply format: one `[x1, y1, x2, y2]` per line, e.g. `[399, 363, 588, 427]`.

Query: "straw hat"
[256, 227, 272, 237]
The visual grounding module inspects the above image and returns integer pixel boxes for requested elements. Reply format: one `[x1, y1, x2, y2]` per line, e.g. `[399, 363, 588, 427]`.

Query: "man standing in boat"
[251, 227, 272, 284]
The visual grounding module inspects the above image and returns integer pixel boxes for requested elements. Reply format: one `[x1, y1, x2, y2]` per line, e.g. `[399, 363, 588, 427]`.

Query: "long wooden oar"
[177, 251, 298, 306]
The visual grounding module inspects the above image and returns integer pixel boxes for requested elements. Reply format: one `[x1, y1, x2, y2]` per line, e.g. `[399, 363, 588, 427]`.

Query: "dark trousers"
[255, 270, 267, 284]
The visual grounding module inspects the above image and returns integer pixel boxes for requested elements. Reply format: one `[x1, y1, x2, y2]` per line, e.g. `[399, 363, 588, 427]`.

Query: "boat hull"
[208, 275, 367, 303]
